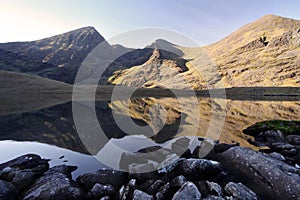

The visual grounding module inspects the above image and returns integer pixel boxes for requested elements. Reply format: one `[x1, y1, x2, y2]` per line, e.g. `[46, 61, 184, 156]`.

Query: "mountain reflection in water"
[0, 94, 299, 175]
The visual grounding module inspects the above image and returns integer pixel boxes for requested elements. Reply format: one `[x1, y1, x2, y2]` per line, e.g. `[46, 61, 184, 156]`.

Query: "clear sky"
[1, 0, 300, 47]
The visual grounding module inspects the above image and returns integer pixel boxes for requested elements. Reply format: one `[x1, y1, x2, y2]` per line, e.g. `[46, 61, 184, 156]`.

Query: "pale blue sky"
[1, 0, 300, 46]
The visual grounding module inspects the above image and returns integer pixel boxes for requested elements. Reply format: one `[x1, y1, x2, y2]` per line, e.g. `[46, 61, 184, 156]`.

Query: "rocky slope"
[0, 26, 106, 83]
[109, 15, 300, 89]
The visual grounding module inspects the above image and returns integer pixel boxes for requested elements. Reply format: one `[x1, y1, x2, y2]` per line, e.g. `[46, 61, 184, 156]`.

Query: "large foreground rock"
[22, 165, 83, 200]
[0, 154, 49, 190]
[214, 146, 300, 200]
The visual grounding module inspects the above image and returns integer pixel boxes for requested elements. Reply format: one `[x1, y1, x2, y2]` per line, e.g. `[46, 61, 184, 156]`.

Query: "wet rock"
[174, 159, 222, 180]
[23, 165, 83, 200]
[133, 189, 153, 200]
[286, 135, 300, 145]
[85, 183, 115, 199]
[206, 181, 223, 197]
[269, 142, 297, 156]
[77, 168, 128, 191]
[224, 182, 259, 200]
[0, 154, 49, 190]
[170, 175, 186, 189]
[146, 179, 164, 195]
[172, 181, 201, 200]
[0, 180, 18, 200]
[214, 146, 300, 200]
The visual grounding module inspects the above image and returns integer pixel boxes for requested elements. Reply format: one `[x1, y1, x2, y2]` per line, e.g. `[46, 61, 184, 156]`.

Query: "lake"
[0, 93, 299, 177]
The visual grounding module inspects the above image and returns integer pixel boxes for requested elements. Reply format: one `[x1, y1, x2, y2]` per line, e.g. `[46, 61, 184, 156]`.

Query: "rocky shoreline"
[1, 120, 300, 200]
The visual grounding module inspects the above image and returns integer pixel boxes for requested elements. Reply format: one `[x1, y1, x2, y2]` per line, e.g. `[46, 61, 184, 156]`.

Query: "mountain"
[109, 15, 300, 88]
[205, 14, 300, 87]
[0, 26, 106, 83]
[1, 15, 298, 88]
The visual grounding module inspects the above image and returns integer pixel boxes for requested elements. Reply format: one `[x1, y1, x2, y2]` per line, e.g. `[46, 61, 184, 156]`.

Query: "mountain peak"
[206, 14, 300, 56]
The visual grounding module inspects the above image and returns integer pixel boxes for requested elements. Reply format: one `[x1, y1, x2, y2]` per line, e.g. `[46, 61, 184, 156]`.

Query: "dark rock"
[156, 182, 171, 199]
[171, 137, 191, 157]
[203, 195, 225, 200]
[138, 179, 155, 191]
[255, 130, 286, 146]
[214, 143, 239, 154]
[172, 181, 201, 200]
[174, 159, 222, 180]
[195, 180, 210, 197]
[146, 179, 164, 195]
[118, 185, 131, 200]
[0, 180, 18, 200]
[128, 179, 137, 190]
[129, 163, 157, 181]
[0, 154, 49, 190]
[23, 165, 83, 200]
[268, 152, 286, 162]
[224, 182, 259, 200]
[133, 189, 153, 200]
[206, 181, 223, 197]
[214, 146, 300, 200]
[269, 142, 297, 156]
[286, 135, 300, 145]
[77, 168, 128, 191]
[85, 183, 115, 199]
[100, 196, 111, 200]
[170, 175, 187, 188]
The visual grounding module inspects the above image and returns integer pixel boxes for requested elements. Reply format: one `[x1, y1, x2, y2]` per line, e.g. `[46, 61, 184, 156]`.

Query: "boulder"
[85, 183, 115, 199]
[133, 189, 153, 200]
[206, 181, 223, 197]
[172, 181, 201, 200]
[224, 182, 258, 200]
[22, 165, 83, 200]
[0, 180, 18, 200]
[0, 154, 49, 190]
[286, 135, 300, 145]
[77, 168, 128, 191]
[174, 159, 222, 180]
[214, 146, 300, 200]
